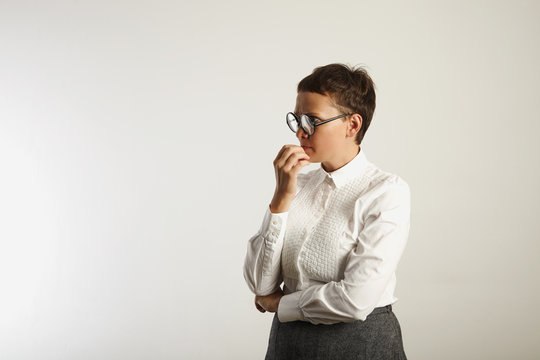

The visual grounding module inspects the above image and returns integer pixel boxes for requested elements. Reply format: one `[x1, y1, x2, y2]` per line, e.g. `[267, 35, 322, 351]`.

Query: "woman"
[243, 63, 410, 359]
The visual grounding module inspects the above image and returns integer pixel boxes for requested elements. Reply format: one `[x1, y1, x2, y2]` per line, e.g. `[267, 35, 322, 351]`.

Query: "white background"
[1, 0, 539, 359]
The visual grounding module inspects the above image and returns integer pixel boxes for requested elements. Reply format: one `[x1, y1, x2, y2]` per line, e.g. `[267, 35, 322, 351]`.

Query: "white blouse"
[243, 146, 411, 325]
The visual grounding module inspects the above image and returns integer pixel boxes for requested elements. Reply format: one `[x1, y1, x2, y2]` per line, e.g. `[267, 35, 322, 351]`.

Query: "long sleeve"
[243, 205, 288, 296]
[277, 179, 411, 325]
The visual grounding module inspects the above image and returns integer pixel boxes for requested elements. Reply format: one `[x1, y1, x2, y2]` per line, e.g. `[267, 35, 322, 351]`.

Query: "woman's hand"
[254, 287, 284, 313]
[270, 145, 311, 213]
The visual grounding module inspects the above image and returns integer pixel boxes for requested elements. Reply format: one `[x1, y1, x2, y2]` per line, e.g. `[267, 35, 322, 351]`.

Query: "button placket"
[321, 177, 333, 209]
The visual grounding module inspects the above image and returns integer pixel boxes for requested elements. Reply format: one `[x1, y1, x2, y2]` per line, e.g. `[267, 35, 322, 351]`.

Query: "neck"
[321, 145, 361, 173]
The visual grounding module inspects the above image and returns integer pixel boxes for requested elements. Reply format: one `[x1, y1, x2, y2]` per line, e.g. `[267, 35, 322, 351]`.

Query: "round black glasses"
[286, 112, 352, 136]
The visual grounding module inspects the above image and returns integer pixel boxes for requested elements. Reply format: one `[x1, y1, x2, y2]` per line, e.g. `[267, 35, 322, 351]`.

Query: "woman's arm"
[243, 145, 311, 296]
[276, 178, 411, 325]
[243, 205, 288, 296]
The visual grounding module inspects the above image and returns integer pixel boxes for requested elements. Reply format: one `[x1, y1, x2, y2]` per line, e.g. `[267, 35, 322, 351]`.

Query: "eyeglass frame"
[286, 112, 353, 135]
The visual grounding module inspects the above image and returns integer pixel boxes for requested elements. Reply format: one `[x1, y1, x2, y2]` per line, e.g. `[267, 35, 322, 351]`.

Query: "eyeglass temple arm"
[313, 113, 353, 127]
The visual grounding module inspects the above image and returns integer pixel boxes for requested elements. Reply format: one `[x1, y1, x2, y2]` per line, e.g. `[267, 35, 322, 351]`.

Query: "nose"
[296, 126, 309, 140]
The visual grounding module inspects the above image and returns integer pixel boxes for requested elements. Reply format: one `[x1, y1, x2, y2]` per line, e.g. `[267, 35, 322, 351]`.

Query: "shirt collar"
[317, 146, 369, 189]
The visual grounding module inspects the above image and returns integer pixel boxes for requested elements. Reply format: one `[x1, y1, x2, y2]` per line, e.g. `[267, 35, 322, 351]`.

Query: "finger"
[274, 145, 295, 165]
[275, 146, 305, 169]
[293, 159, 311, 170]
[255, 298, 266, 313]
[287, 160, 311, 178]
[274, 145, 289, 162]
[283, 151, 311, 172]
[279, 148, 308, 171]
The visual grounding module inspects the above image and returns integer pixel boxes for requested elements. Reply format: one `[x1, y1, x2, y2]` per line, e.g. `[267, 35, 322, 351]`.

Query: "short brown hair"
[297, 63, 376, 145]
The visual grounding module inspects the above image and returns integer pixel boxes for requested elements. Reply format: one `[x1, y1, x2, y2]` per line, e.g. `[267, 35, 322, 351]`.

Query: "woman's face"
[294, 91, 350, 165]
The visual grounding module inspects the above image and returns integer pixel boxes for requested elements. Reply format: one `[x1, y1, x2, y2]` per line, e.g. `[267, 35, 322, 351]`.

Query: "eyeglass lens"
[287, 113, 314, 135]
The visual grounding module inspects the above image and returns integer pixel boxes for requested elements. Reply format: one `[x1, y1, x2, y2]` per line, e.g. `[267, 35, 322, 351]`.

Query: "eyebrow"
[295, 111, 323, 118]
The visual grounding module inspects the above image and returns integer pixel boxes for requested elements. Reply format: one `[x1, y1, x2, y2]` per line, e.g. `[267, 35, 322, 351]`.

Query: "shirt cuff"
[277, 291, 304, 322]
[259, 205, 288, 241]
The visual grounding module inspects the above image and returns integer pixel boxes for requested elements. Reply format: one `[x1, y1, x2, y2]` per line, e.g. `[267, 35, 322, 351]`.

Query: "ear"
[347, 114, 362, 137]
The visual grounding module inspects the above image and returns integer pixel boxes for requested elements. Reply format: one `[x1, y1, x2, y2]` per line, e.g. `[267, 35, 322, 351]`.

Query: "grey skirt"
[265, 304, 407, 360]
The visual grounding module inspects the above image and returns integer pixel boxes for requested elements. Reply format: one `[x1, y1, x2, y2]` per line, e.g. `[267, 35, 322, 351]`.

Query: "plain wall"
[1, 0, 539, 359]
